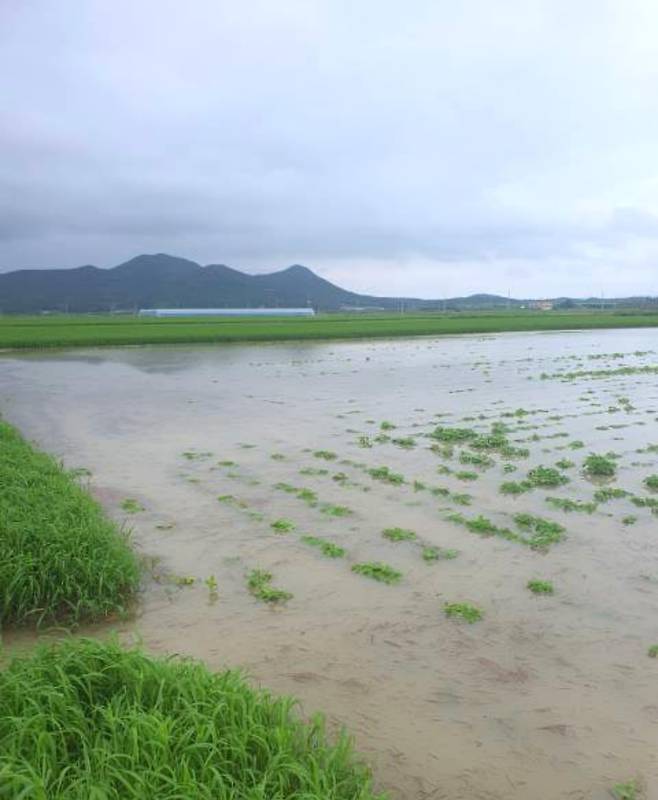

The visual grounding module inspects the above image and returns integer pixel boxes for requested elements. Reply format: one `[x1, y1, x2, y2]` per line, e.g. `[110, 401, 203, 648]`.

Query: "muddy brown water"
[2, 329, 658, 799]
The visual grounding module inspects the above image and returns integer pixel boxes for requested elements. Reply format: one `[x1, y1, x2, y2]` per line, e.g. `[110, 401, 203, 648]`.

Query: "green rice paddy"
[1, 309, 658, 349]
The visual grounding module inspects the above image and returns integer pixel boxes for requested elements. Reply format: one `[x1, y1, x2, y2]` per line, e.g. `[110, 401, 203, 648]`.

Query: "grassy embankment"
[0, 419, 139, 627]
[1, 308, 658, 349]
[0, 422, 383, 798]
[0, 639, 383, 799]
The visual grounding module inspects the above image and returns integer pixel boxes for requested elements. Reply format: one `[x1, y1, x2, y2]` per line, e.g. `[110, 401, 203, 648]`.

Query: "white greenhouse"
[138, 308, 315, 318]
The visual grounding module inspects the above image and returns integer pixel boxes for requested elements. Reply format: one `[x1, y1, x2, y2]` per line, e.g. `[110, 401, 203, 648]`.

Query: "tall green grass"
[1, 309, 658, 349]
[0, 638, 385, 799]
[0, 420, 139, 627]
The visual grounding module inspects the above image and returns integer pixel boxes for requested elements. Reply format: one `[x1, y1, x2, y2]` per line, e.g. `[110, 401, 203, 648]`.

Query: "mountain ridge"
[0, 253, 654, 313]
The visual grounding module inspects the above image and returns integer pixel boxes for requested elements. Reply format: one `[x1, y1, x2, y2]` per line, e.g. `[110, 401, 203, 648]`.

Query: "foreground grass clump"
[351, 562, 402, 584]
[0, 420, 139, 627]
[0, 639, 383, 799]
[444, 602, 483, 623]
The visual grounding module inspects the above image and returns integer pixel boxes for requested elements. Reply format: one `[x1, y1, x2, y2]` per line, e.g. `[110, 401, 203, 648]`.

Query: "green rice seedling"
[374, 433, 391, 444]
[120, 498, 144, 513]
[469, 432, 509, 451]
[430, 485, 451, 497]
[430, 443, 455, 458]
[301, 535, 345, 558]
[526, 466, 570, 488]
[593, 487, 629, 502]
[436, 464, 453, 475]
[444, 602, 483, 623]
[451, 492, 472, 505]
[0, 639, 384, 798]
[275, 482, 299, 493]
[459, 451, 494, 468]
[500, 444, 530, 459]
[0, 420, 140, 627]
[367, 465, 405, 484]
[503, 463, 517, 473]
[380, 420, 396, 430]
[413, 479, 427, 491]
[555, 458, 575, 469]
[465, 515, 499, 536]
[422, 546, 458, 562]
[298, 487, 318, 503]
[155, 522, 175, 530]
[247, 569, 292, 602]
[382, 527, 416, 542]
[568, 440, 585, 449]
[299, 466, 329, 476]
[357, 435, 373, 448]
[455, 470, 478, 481]
[583, 453, 617, 477]
[319, 504, 353, 517]
[643, 474, 658, 491]
[270, 452, 286, 461]
[648, 644, 658, 658]
[351, 562, 402, 584]
[271, 518, 296, 533]
[500, 480, 530, 495]
[392, 436, 416, 449]
[314, 450, 337, 460]
[622, 515, 638, 525]
[612, 780, 638, 800]
[545, 497, 597, 513]
[527, 579, 554, 595]
[182, 450, 213, 460]
[513, 513, 565, 550]
[445, 511, 467, 525]
[217, 459, 237, 466]
[175, 575, 196, 586]
[332, 472, 349, 484]
[431, 426, 477, 443]
[204, 574, 219, 599]
[630, 495, 658, 511]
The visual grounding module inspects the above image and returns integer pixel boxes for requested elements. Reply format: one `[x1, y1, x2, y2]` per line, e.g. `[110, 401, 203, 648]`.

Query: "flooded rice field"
[2, 328, 658, 799]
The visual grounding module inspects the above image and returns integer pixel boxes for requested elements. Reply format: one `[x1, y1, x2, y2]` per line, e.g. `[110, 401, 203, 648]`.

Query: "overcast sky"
[2, 1, 658, 298]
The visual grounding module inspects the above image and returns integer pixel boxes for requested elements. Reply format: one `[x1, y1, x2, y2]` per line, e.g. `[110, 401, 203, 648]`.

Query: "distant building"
[138, 308, 315, 318]
[529, 300, 554, 311]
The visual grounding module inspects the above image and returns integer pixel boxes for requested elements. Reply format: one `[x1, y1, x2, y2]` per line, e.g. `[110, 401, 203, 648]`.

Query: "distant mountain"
[0, 253, 654, 313]
[0, 253, 475, 313]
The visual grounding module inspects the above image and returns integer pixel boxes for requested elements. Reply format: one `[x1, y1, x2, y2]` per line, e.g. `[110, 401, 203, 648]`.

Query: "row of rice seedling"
[0, 419, 140, 627]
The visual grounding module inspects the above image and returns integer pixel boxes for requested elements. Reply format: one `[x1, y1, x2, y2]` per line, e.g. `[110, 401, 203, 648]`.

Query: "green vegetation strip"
[0, 638, 383, 799]
[0, 419, 139, 627]
[2, 310, 658, 349]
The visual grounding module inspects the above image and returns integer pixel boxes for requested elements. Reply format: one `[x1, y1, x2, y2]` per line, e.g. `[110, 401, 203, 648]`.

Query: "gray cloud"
[2, 0, 658, 296]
